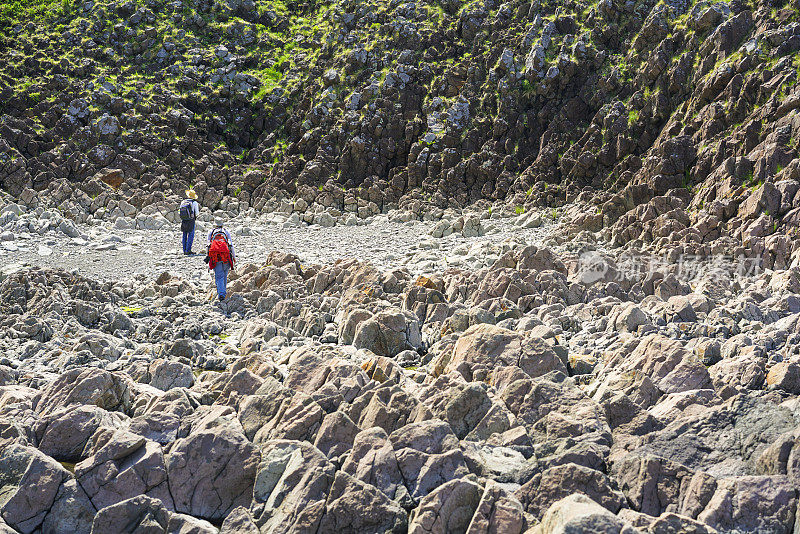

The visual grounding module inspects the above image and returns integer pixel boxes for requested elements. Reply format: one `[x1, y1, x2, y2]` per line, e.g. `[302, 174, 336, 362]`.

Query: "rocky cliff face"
[2, 0, 799, 224]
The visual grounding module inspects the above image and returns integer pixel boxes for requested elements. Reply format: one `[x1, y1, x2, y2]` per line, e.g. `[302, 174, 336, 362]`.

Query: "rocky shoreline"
[4, 0, 800, 530]
[0, 201, 799, 531]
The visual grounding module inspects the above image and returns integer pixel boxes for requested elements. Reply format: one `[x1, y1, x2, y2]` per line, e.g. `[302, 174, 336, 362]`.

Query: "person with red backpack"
[206, 217, 236, 302]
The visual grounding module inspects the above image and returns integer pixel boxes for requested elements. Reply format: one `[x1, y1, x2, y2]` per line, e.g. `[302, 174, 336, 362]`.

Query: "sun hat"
[186, 189, 198, 200]
[214, 217, 224, 227]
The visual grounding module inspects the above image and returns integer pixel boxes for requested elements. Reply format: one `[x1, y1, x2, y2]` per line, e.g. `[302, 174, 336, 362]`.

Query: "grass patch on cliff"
[253, 66, 283, 100]
[0, 0, 70, 28]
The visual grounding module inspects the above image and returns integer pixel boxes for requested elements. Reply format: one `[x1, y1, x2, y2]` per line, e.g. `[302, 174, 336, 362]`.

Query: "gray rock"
[90, 495, 170, 533]
[408, 478, 483, 534]
[165, 411, 259, 520]
[76, 428, 173, 511]
[342, 427, 414, 508]
[390, 420, 470, 501]
[0, 443, 94, 534]
[252, 440, 336, 532]
[531, 494, 637, 534]
[35, 405, 127, 461]
[516, 463, 626, 518]
[352, 308, 422, 357]
[434, 324, 567, 381]
[466, 483, 525, 534]
[317, 471, 407, 533]
[35, 368, 134, 416]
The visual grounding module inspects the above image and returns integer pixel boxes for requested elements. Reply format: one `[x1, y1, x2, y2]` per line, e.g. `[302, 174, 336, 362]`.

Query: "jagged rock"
[500, 372, 609, 443]
[612, 452, 695, 517]
[610, 335, 712, 397]
[147, 359, 194, 391]
[76, 428, 172, 511]
[516, 463, 626, 518]
[0, 443, 95, 533]
[352, 308, 423, 357]
[251, 440, 336, 532]
[692, 475, 797, 533]
[90, 494, 218, 534]
[165, 410, 259, 520]
[609, 303, 651, 333]
[619, 510, 718, 534]
[465, 482, 526, 534]
[531, 494, 636, 534]
[90, 495, 170, 533]
[342, 427, 414, 508]
[390, 420, 470, 501]
[408, 478, 483, 534]
[434, 324, 566, 381]
[766, 362, 800, 394]
[318, 471, 408, 533]
[309, 405, 356, 454]
[220, 507, 259, 533]
[35, 405, 127, 461]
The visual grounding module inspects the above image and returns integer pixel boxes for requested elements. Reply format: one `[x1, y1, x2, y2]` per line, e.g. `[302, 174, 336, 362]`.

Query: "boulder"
[434, 324, 567, 381]
[90, 495, 170, 533]
[389, 420, 470, 501]
[220, 507, 259, 533]
[531, 494, 636, 534]
[313, 410, 361, 459]
[252, 440, 336, 532]
[35, 368, 134, 415]
[35, 405, 127, 461]
[766, 362, 800, 394]
[465, 482, 526, 534]
[0, 443, 94, 534]
[317, 471, 408, 533]
[694, 475, 796, 533]
[408, 478, 483, 534]
[76, 428, 173, 511]
[165, 412, 259, 520]
[515, 463, 626, 518]
[614, 335, 712, 396]
[352, 308, 422, 357]
[341, 427, 414, 507]
[148, 359, 194, 391]
[500, 372, 609, 442]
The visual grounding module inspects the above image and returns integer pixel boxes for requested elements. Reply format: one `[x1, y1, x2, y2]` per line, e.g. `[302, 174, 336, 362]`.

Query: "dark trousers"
[181, 220, 195, 253]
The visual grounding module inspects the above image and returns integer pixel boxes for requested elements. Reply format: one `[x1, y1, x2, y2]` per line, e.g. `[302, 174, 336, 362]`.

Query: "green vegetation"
[0, 0, 69, 28]
[0, 0, 794, 213]
[58, 461, 76, 473]
[210, 333, 230, 344]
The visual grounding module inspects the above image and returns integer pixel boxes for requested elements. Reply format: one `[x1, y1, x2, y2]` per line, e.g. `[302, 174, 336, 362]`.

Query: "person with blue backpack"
[206, 218, 236, 302]
[179, 189, 200, 255]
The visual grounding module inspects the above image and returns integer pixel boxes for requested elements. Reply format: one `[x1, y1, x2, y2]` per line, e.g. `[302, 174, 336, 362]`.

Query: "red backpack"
[208, 233, 232, 269]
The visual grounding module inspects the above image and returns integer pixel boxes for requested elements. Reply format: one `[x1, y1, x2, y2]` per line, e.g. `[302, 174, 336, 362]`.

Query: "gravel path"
[0, 215, 558, 284]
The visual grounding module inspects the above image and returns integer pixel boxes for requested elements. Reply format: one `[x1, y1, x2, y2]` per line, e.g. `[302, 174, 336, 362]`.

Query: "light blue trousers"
[214, 262, 230, 300]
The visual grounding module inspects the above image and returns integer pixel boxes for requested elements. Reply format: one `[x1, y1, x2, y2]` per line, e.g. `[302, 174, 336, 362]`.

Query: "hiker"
[206, 218, 235, 302]
[179, 189, 200, 255]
